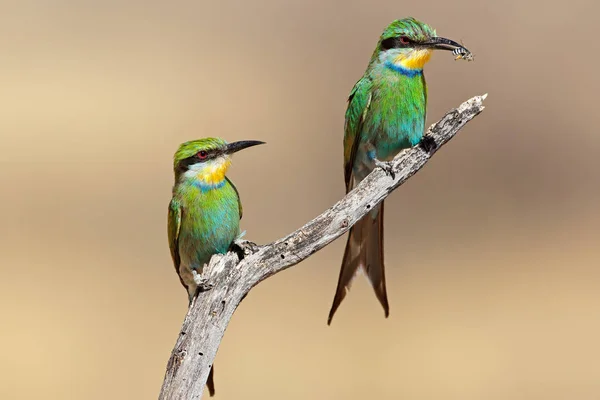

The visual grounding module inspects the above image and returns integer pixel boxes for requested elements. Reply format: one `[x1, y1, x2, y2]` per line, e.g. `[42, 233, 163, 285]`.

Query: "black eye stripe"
[176, 148, 224, 172]
[380, 36, 412, 51]
[177, 156, 197, 173]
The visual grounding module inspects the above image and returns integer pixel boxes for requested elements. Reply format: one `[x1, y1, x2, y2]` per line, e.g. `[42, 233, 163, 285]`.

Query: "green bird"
[168, 137, 264, 396]
[328, 18, 471, 324]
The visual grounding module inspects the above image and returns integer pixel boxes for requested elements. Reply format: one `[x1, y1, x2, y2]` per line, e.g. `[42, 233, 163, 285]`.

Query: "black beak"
[224, 140, 266, 154]
[423, 36, 469, 53]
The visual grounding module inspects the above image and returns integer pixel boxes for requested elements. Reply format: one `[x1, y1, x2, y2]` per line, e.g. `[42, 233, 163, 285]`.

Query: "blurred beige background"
[1, 0, 599, 399]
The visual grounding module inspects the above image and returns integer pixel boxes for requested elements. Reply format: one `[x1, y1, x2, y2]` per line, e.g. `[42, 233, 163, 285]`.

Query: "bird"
[328, 17, 471, 324]
[167, 137, 264, 396]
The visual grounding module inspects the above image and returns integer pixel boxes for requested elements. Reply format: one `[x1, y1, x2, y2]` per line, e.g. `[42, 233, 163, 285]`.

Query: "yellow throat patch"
[395, 49, 432, 70]
[197, 157, 232, 186]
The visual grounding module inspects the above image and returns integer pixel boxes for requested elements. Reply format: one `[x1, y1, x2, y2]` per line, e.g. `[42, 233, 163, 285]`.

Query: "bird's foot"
[373, 158, 396, 180]
[419, 136, 438, 154]
[231, 239, 261, 260]
[192, 270, 214, 292]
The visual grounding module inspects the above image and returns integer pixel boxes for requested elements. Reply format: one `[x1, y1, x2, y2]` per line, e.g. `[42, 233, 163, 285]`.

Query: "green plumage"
[167, 137, 264, 396]
[343, 68, 427, 184]
[168, 178, 241, 291]
[168, 138, 242, 300]
[329, 17, 469, 324]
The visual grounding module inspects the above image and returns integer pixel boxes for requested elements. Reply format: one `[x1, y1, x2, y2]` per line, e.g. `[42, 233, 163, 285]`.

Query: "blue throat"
[384, 60, 423, 78]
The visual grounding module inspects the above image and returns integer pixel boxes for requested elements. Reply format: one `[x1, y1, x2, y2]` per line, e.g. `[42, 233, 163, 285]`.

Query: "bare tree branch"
[158, 94, 487, 400]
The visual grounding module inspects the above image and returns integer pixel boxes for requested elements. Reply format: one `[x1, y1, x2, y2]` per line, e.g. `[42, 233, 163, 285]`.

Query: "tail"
[207, 365, 215, 396]
[327, 202, 389, 324]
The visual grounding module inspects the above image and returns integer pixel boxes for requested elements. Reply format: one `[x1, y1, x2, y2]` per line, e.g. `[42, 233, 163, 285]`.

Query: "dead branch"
[158, 94, 487, 399]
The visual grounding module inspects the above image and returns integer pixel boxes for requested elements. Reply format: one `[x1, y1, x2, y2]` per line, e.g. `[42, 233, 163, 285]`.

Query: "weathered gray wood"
[158, 94, 487, 399]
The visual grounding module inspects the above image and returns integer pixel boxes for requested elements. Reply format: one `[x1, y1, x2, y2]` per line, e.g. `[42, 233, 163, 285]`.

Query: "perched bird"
[328, 18, 471, 324]
[168, 137, 264, 396]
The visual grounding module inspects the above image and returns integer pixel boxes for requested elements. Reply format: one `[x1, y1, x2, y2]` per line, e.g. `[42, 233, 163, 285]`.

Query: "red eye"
[197, 150, 208, 159]
[399, 36, 409, 44]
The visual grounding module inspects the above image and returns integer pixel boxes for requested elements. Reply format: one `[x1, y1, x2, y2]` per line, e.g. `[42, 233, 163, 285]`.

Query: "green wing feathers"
[167, 199, 182, 275]
[343, 77, 372, 191]
[226, 177, 243, 219]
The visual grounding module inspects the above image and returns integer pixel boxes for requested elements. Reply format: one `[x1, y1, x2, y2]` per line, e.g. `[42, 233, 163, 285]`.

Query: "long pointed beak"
[224, 140, 266, 154]
[423, 36, 469, 52]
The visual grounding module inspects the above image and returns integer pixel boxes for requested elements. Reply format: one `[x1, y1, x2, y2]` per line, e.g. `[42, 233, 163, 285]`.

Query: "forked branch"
[158, 94, 487, 399]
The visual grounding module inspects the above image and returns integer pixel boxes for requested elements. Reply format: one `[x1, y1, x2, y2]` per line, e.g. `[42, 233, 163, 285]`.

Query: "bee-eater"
[328, 18, 471, 324]
[168, 137, 264, 396]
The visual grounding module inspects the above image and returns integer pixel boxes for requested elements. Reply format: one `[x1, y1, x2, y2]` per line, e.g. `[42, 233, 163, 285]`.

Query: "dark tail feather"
[327, 229, 360, 325]
[207, 365, 215, 396]
[366, 202, 389, 315]
[327, 202, 389, 324]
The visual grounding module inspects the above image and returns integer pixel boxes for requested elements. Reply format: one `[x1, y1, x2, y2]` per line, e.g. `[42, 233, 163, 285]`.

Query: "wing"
[421, 73, 428, 123]
[167, 198, 184, 284]
[343, 77, 372, 191]
[226, 177, 243, 219]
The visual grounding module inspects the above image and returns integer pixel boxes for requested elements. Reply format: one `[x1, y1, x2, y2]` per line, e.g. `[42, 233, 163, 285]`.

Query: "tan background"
[1, 0, 599, 399]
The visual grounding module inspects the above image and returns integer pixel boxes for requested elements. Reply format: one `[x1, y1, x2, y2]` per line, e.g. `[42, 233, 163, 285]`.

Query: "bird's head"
[373, 17, 471, 72]
[173, 138, 265, 186]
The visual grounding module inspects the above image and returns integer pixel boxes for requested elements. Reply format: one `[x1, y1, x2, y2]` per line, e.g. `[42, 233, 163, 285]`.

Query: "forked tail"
[327, 202, 389, 324]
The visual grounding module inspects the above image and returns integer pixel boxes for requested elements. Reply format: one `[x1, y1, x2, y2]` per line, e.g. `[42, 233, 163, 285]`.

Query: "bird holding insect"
[453, 46, 474, 61]
[328, 17, 473, 324]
